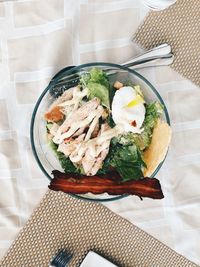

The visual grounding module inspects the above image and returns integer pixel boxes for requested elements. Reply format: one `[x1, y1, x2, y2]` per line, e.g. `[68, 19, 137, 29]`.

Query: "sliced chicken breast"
[82, 123, 111, 176]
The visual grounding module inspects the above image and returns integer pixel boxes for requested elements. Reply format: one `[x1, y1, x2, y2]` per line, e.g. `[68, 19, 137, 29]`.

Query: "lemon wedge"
[125, 94, 144, 108]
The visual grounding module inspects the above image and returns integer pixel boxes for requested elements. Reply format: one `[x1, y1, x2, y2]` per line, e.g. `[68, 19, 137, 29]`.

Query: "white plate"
[80, 251, 118, 267]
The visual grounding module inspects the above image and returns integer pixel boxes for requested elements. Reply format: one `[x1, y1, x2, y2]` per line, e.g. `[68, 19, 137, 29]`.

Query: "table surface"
[0, 0, 199, 265]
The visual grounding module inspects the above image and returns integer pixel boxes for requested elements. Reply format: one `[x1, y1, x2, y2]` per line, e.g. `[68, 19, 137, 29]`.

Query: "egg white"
[111, 86, 145, 134]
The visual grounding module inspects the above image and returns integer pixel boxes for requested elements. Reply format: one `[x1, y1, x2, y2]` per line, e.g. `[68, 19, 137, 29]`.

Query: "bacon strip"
[49, 170, 164, 199]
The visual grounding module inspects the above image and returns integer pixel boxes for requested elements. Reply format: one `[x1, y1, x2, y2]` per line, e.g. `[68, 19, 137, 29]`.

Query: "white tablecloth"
[0, 0, 199, 265]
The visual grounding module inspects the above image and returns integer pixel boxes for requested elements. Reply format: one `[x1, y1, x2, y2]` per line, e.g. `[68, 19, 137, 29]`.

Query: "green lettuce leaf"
[109, 100, 162, 152]
[46, 122, 53, 132]
[50, 141, 81, 174]
[132, 101, 163, 150]
[80, 68, 110, 109]
[99, 139, 146, 181]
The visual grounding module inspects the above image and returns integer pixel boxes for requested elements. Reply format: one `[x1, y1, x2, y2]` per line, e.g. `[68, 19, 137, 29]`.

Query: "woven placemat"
[0, 190, 197, 267]
[134, 0, 200, 87]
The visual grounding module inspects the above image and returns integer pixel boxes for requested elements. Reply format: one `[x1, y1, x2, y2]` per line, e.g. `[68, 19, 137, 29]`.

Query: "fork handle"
[52, 54, 174, 90]
[123, 43, 171, 65]
[124, 54, 174, 69]
[50, 43, 174, 92]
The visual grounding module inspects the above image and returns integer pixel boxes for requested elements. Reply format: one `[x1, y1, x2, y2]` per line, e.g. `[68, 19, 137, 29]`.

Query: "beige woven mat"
[0, 190, 197, 267]
[134, 0, 200, 87]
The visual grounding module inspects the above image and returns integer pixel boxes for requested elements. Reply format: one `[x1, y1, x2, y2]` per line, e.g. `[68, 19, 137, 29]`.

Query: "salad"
[45, 68, 171, 199]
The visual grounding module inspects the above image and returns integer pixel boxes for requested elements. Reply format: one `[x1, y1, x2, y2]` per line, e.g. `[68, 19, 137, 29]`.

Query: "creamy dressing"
[49, 87, 74, 111]
[53, 107, 103, 144]
[84, 106, 104, 141]
[69, 125, 122, 163]
[58, 87, 88, 119]
[47, 77, 150, 176]
[92, 139, 110, 158]
[49, 85, 145, 175]
[52, 87, 90, 144]
[52, 86, 122, 161]
[96, 127, 122, 145]
[58, 87, 88, 109]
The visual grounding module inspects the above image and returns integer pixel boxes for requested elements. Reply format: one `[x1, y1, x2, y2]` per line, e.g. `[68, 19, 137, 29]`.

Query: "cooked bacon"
[49, 170, 164, 199]
[131, 120, 137, 127]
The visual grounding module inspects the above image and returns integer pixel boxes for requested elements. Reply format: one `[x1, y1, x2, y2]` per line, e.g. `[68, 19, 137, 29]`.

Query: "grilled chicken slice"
[59, 98, 100, 134]
[53, 98, 101, 144]
[91, 121, 99, 138]
[82, 123, 111, 176]
[84, 106, 103, 142]
[58, 134, 85, 158]
[89, 123, 111, 175]
[81, 153, 95, 175]
[89, 144, 109, 176]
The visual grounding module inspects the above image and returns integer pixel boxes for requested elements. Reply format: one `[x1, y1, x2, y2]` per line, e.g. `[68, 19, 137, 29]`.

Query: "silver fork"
[49, 43, 174, 97]
[49, 250, 72, 267]
[52, 44, 173, 86]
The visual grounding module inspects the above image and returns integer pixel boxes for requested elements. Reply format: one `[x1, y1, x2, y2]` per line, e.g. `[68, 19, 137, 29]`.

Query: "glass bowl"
[30, 62, 170, 202]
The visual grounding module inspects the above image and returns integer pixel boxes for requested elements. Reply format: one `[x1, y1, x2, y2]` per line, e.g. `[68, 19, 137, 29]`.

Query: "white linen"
[0, 0, 199, 265]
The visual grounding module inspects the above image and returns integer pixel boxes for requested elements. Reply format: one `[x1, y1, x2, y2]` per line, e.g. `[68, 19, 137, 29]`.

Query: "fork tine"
[50, 250, 72, 267]
[59, 252, 68, 265]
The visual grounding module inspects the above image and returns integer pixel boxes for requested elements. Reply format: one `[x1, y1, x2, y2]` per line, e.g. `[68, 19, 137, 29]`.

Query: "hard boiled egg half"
[111, 86, 145, 134]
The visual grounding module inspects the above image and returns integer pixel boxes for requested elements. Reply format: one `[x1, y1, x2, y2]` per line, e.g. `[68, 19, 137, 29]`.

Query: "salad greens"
[50, 141, 81, 174]
[115, 102, 163, 151]
[132, 102, 163, 150]
[110, 144, 146, 181]
[46, 122, 53, 131]
[80, 68, 111, 109]
[47, 68, 164, 182]
[101, 139, 146, 181]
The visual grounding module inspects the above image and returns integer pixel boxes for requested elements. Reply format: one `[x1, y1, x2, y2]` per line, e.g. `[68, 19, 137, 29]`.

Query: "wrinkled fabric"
[0, 0, 199, 265]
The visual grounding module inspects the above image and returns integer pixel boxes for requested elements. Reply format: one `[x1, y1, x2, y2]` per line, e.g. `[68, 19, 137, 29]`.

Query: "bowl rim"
[30, 62, 170, 202]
